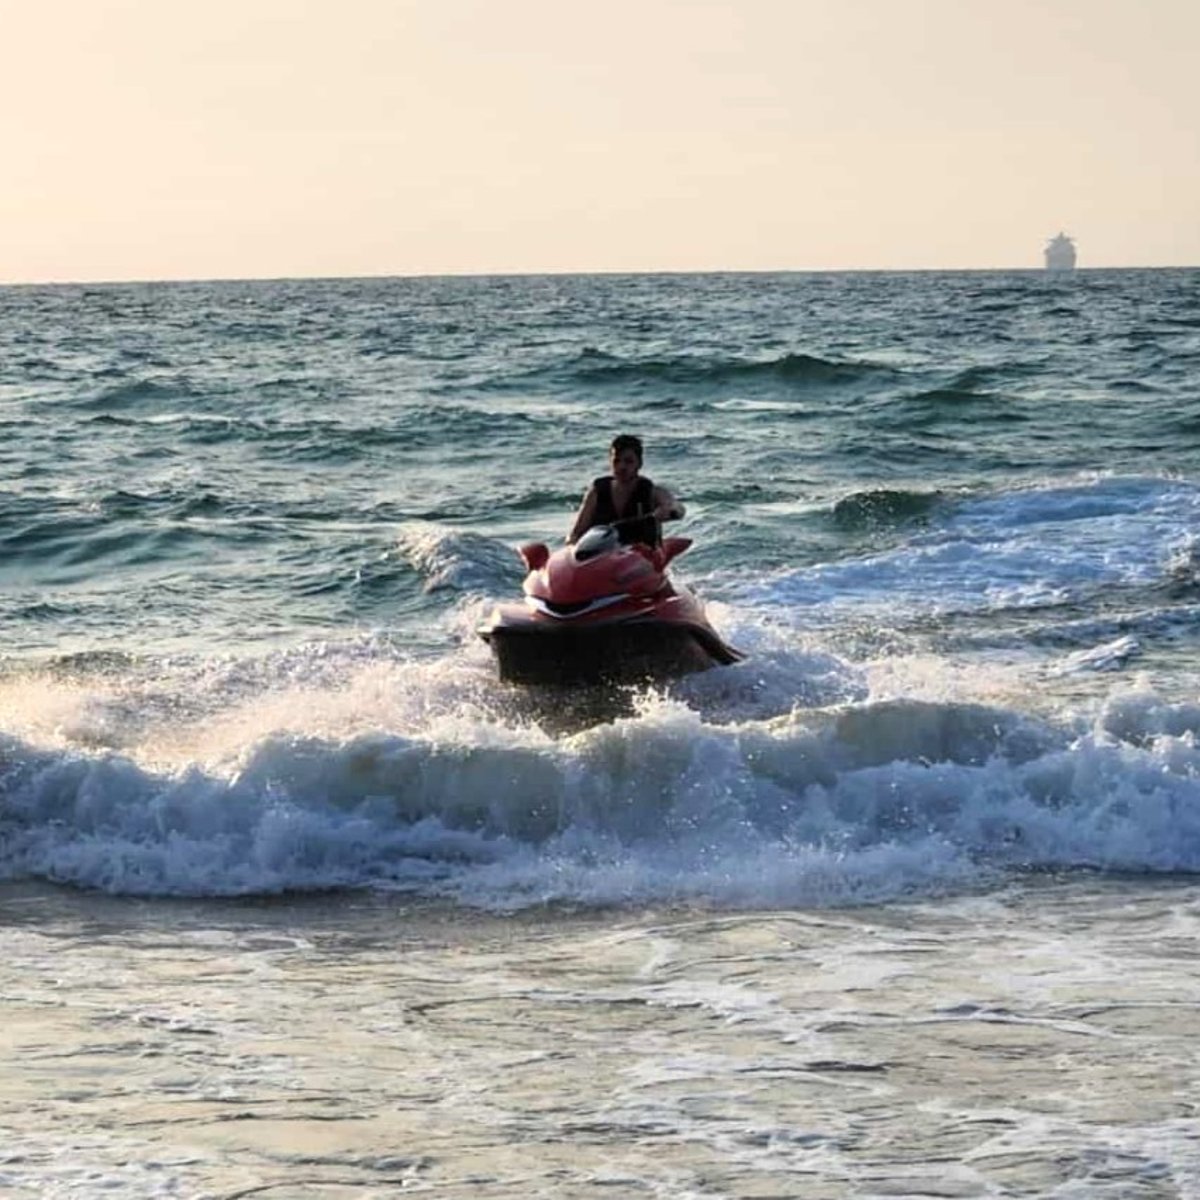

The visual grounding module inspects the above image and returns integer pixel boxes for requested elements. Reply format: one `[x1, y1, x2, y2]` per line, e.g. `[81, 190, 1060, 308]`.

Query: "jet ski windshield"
[573, 525, 620, 561]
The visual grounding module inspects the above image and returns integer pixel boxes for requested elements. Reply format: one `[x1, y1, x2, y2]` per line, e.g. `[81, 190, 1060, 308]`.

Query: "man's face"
[610, 448, 640, 483]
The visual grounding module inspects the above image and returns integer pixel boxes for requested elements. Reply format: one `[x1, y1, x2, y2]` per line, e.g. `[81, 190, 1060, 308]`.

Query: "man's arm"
[566, 486, 598, 543]
[652, 485, 685, 523]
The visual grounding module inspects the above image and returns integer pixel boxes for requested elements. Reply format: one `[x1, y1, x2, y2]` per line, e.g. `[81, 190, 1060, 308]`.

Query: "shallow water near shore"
[3, 267, 1200, 1194]
[4, 878, 1200, 1197]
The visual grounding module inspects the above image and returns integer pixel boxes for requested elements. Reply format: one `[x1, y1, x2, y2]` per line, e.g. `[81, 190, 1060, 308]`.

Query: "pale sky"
[3, 0, 1197, 282]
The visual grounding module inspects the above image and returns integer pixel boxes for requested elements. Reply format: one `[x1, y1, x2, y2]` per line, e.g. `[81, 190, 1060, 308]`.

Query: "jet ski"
[479, 518, 743, 687]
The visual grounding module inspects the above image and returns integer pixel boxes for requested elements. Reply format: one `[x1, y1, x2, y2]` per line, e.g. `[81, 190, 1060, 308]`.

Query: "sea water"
[2, 269, 1200, 1196]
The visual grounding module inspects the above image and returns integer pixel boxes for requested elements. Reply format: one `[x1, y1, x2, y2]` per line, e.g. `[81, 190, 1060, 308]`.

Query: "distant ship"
[1044, 232, 1077, 272]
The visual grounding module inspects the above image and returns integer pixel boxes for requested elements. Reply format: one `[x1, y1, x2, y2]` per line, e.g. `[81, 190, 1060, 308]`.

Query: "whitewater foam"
[3, 650, 1199, 908]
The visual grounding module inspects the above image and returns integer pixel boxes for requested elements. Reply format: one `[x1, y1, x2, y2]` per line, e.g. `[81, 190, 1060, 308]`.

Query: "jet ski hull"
[481, 611, 739, 687]
[478, 527, 743, 688]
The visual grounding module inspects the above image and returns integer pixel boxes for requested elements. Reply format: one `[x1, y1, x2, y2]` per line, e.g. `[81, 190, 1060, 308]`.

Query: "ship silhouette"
[1044, 232, 1077, 272]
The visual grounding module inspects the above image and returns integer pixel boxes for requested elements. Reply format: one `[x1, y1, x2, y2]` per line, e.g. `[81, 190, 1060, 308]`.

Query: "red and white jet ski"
[479, 521, 743, 686]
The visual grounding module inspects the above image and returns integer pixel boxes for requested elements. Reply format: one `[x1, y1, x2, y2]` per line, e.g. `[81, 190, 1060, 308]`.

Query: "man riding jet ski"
[566, 433, 684, 546]
[479, 435, 742, 686]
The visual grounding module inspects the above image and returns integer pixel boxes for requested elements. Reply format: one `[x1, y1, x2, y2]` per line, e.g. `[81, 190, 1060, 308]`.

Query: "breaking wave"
[830, 488, 946, 531]
[2, 657, 1199, 908]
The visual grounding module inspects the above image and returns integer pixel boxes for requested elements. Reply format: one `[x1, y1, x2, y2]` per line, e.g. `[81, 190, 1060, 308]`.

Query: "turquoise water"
[4, 269, 1200, 1197]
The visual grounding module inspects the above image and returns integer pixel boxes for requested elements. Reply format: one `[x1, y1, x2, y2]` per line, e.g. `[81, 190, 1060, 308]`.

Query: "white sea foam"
[2, 652, 1199, 907]
[396, 524, 524, 594]
[1047, 634, 1142, 676]
[740, 475, 1200, 624]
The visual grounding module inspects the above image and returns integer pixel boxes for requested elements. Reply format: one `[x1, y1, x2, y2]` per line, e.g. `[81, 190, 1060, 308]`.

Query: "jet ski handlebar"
[611, 513, 660, 546]
[518, 519, 691, 575]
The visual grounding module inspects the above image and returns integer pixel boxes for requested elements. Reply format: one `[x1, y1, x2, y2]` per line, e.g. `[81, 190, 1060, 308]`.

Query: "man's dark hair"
[609, 434, 644, 464]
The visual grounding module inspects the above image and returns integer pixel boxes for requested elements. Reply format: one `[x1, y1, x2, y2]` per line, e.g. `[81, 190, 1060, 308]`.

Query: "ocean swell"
[554, 349, 894, 391]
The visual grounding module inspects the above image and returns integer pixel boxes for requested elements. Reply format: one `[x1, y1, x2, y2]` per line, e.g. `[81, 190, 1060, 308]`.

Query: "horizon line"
[2, 263, 1196, 289]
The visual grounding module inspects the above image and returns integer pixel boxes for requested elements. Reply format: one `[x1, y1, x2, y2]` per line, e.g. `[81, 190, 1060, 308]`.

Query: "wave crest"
[3, 689, 1200, 906]
[562, 350, 892, 390]
[831, 488, 944, 530]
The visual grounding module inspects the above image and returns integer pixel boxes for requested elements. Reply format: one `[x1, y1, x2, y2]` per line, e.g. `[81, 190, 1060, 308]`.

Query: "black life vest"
[593, 475, 655, 525]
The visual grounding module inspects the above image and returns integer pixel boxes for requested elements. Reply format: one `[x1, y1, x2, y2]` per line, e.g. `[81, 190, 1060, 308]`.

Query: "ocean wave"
[71, 377, 202, 412]
[943, 364, 1038, 390]
[6, 356, 62, 379]
[396, 526, 525, 595]
[0, 506, 221, 578]
[1044, 634, 1142, 676]
[889, 387, 1031, 425]
[2, 689, 1199, 906]
[1163, 538, 1200, 591]
[89, 488, 234, 520]
[1109, 378, 1163, 394]
[902, 386, 1005, 406]
[382, 403, 569, 449]
[745, 475, 1200, 623]
[830, 488, 945, 530]
[883, 392, 1032, 429]
[970, 300, 1021, 313]
[555, 349, 894, 390]
[83, 408, 557, 459]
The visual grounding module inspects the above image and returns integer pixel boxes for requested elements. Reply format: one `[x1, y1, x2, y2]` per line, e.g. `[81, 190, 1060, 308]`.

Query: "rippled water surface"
[3, 268, 1200, 1195]
[5, 881, 1200, 1197]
